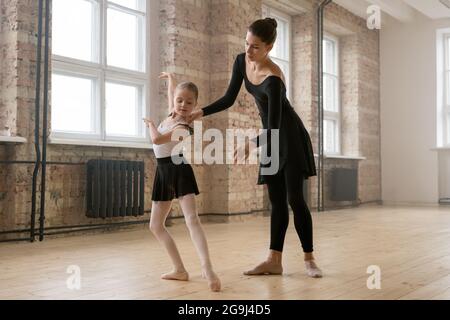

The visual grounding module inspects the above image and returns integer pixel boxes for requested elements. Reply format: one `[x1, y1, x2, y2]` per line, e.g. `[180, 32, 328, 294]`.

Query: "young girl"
[143, 72, 221, 292]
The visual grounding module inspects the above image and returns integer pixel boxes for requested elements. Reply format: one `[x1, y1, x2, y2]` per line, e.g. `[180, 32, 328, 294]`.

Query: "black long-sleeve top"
[202, 53, 317, 183]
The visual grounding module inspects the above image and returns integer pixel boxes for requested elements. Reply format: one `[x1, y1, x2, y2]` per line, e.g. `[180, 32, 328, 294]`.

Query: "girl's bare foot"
[161, 270, 189, 281]
[202, 270, 221, 292]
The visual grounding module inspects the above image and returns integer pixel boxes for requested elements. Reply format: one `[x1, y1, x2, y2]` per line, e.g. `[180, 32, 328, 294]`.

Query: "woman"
[189, 18, 322, 278]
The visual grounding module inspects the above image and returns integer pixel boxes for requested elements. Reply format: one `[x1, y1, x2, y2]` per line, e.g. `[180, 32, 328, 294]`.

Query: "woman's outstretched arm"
[201, 55, 244, 117]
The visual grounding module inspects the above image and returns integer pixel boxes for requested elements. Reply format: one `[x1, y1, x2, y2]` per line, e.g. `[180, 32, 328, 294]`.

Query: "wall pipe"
[317, 0, 332, 212]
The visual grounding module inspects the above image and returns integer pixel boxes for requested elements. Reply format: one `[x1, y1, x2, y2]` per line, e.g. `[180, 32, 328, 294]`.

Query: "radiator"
[330, 168, 358, 201]
[86, 160, 145, 218]
[438, 152, 450, 205]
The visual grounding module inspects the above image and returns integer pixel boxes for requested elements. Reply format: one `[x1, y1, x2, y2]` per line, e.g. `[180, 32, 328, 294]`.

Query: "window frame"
[262, 4, 292, 101]
[443, 33, 450, 146]
[323, 33, 341, 156]
[50, 0, 151, 146]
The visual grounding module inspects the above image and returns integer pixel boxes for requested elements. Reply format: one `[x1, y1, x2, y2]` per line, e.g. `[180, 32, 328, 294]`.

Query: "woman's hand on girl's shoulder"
[186, 109, 203, 123]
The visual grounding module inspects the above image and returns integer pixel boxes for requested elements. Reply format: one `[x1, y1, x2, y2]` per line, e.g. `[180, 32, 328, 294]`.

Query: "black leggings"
[267, 166, 313, 253]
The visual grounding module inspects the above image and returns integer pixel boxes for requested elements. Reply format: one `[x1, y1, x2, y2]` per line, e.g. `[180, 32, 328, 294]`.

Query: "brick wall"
[207, 0, 267, 217]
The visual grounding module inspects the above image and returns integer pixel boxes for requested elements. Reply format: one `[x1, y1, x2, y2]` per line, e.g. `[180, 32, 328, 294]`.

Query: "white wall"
[380, 14, 450, 205]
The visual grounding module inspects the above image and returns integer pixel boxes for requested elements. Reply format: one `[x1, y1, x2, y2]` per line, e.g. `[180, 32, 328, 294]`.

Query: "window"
[443, 34, 450, 146]
[51, 0, 149, 145]
[323, 34, 340, 155]
[262, 5, 292, 100]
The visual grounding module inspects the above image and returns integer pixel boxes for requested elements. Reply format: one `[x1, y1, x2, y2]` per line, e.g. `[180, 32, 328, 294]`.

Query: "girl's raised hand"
[159, 72, 172, 80]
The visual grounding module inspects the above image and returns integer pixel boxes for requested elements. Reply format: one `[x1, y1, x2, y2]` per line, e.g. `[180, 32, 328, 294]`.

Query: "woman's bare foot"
[202, 270, 221, 292]
[305, 260, 323, 278]
[243, 250, 283, 275]
[161, 270, 189, 281]
[243, 260, 283, 275]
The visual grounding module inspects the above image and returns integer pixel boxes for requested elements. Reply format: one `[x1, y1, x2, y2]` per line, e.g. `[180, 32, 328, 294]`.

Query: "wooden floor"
[1, 204, 450, 300]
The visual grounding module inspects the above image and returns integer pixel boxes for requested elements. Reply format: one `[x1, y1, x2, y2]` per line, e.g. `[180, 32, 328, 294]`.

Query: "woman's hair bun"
[264, 17, 277, 29]
[249, 18, 278, 45]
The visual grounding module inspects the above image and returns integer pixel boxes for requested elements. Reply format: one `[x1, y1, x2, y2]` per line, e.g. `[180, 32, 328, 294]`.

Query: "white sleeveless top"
[153, 119, 192, 159]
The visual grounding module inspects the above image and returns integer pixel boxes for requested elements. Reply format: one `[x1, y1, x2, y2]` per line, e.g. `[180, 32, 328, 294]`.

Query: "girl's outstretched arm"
[159, 72, 177, 114]
[143, 118, 162, 144]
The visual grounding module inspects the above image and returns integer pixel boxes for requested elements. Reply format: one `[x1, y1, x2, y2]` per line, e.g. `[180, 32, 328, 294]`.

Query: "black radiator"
[86, 160, 145, 218]
[330, 168, 358, 201]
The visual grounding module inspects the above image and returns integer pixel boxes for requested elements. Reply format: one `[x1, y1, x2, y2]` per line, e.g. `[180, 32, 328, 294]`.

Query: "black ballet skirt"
[201, 53, 317, 185]
[151, 155, 200, 201]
